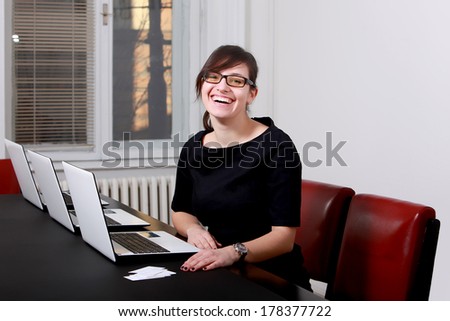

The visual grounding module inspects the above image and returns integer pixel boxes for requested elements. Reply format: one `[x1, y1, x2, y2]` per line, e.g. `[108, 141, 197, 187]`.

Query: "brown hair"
[195, 45, 259, 132]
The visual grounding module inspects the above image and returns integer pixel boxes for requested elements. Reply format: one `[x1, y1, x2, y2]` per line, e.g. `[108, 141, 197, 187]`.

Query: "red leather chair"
[295, 180, 355, 294]
[329, 194, 440, 300]
[0, 159, 21, 194]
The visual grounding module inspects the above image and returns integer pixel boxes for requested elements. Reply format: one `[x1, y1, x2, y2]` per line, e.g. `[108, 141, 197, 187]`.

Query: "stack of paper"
[124, 266, 176, 281]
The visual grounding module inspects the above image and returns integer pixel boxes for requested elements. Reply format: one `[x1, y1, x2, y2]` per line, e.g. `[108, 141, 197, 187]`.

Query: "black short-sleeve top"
[171, 117, 302, 246]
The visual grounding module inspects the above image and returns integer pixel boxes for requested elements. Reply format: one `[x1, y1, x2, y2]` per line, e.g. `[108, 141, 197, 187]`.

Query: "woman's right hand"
[186, 225, 222, 249]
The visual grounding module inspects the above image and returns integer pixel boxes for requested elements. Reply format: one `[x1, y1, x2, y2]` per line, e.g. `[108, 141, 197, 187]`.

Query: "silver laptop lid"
[28, 151, 75, 232]
[62, 161, 116, 261]
[4, 139, 44, 210]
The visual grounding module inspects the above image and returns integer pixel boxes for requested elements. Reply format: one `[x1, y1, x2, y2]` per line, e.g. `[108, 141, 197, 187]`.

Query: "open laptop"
[4, 139, 45, 210]
[62, 161, 198, 262]
[28, 150, 151, 232]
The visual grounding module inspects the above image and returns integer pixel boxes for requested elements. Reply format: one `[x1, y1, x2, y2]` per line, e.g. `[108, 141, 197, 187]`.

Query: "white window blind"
[12, 0, 95, 149]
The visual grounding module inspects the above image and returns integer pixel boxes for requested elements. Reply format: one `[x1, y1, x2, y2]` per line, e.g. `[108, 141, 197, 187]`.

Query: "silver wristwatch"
[233, 242, 248, 260]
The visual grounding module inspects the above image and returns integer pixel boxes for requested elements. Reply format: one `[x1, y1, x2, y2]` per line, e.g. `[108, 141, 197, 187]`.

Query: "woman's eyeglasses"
[203, 71, 256, 88]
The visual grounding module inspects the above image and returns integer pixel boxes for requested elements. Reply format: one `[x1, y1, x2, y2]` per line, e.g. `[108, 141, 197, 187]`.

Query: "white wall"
[264, 0, 449, 300]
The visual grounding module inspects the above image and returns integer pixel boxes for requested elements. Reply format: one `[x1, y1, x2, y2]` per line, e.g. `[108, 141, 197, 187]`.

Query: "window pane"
[12, 0, 95, 148]
[113, 0, 172, 141]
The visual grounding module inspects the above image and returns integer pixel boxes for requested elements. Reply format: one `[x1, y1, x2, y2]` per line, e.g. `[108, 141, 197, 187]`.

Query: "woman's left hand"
[180, 246, 239, 272]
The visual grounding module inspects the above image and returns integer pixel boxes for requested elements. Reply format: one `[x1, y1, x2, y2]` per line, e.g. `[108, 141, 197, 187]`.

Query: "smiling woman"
[170, 45, 312, 291]
[200, 63, 261, 146]
[194, 46, 259, 133]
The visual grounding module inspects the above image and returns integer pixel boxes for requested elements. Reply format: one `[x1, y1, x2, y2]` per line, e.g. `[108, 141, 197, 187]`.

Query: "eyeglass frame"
[202, 71, 256, 88]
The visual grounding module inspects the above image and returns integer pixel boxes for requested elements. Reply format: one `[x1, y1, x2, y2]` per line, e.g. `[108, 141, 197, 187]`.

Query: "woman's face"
[201, 63, 258, 124]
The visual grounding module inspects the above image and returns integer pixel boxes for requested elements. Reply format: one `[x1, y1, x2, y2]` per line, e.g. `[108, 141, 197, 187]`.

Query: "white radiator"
[96, 176, 176, 225]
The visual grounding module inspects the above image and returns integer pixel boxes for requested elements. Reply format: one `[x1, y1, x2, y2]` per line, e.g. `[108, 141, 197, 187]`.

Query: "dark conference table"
[0, 194, 322, 301]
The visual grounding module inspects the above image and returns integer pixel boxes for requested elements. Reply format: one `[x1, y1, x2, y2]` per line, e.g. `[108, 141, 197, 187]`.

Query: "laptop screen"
[4, 139, 44, 210]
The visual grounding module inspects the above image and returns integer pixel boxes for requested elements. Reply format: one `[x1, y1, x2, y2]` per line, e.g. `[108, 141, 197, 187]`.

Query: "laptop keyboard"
[111, 233, 169, 254]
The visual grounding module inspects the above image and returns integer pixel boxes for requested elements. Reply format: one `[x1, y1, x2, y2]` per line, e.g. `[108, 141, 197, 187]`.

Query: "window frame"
[3, 0, 191, 168]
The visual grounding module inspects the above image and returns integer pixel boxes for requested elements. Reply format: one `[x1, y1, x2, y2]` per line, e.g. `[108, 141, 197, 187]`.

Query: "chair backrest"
[295, 180, 355, 285]
[0, 159, 21, 194]
[329, 194, 440, 300]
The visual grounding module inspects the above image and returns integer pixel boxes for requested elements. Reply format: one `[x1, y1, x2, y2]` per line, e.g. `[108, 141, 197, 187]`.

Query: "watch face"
[235, 243, 247, 255]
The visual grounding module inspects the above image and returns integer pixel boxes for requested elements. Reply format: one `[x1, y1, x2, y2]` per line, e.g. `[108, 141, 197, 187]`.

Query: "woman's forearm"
[172, 211, 204, 237]
[242, 226, 296, 263]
